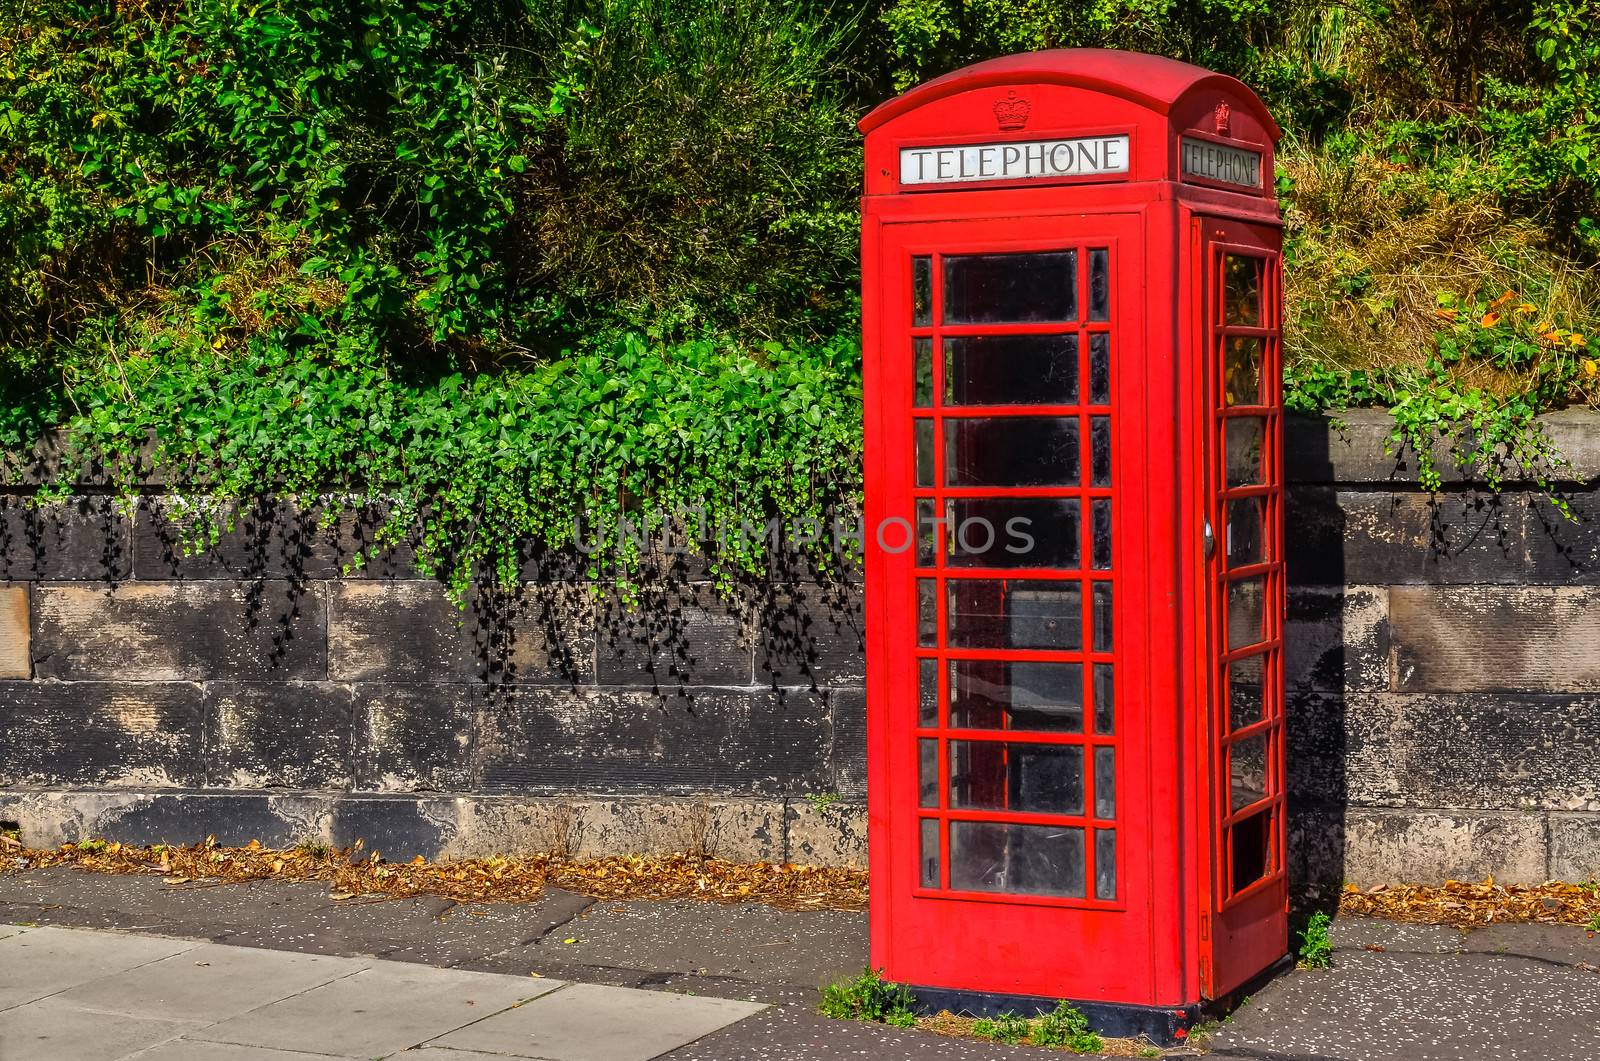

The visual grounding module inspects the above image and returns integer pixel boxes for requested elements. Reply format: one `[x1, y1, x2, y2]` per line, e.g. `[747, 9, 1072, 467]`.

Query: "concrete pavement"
[2, 867, 1599, 1059]
[0, 922, 763, 1061]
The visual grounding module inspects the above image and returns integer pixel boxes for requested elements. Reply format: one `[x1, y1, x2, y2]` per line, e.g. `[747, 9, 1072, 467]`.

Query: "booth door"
[1198, 218, 1288, 997]
[868, 213, 1163, 1004]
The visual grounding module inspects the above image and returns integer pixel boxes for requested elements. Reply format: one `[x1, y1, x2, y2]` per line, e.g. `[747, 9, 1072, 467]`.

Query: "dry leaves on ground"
[1339, 877, 1600, 930]
[5, 837, 868, 911]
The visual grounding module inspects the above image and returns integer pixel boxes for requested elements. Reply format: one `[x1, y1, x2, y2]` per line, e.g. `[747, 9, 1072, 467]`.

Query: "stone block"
[474, 687, 832, 795]
[352, 684, 477, 792]
[785, 801, 867, 868]
[206, 683, 354, 789]
[0, 585, 26, 678]
[0, 495, 132, 580]
[32, 581, 326, 681]
[1547, 813, 1600, 881]
[92, 792, 332, 848]
[329, 796, 458, 860]
[1524, 488, 1600, 584]
[1390, 585, 1600, 693]
[829, 689, 867, 799]
[1338, 809, 1548, 886]
[1284, 586, 1389, 694]
[0, 681, 204, 787]
[133, 496, 346, 581]
[329, 581, 594, 684]
[1288, 488, 1524, 586]
[594, 587, 754, 688]
[755, 583, 866, 688]
[1335, 691, 1600, 812]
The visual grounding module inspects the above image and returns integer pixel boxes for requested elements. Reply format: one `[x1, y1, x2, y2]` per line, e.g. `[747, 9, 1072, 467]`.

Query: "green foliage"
[819, 969, 918, 1025]
[1296, 909, 1334, 968]
[970, 1011, 1031, 1045]
[1029, 1001, 1104, 1053]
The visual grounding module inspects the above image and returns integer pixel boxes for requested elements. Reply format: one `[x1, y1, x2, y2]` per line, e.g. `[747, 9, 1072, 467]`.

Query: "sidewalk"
[2, 866, 1598, 1059]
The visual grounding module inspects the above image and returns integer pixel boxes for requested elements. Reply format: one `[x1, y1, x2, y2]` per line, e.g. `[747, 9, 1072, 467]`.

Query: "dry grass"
[0, 835, 868, 911]
[917, 1010, 1172, 1055]
[1282, 145, 1600, 399]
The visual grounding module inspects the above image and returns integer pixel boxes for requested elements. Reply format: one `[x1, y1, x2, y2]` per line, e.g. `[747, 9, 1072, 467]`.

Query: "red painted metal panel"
[861, 49, 1284, 1016]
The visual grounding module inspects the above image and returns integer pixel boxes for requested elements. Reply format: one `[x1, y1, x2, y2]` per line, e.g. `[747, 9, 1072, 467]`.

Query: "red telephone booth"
[860, 49, 1286, 1039]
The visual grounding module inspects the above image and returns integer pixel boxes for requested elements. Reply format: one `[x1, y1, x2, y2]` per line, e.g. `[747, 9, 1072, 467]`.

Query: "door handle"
[1203, 520, 1215, 559]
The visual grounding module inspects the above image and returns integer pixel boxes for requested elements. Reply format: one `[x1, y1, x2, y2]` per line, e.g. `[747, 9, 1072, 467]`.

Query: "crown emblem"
[1214, 101, 1231, 135]
[993, 91, 1031, 131]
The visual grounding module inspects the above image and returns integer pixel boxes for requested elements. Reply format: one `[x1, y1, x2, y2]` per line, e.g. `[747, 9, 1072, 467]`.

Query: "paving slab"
[431, 981, 765, 1061]
[0, 924, 196, 1011]
[1208, 948, 1600, 1060]
[125, 1043, 367, 1060]
[657, 1005, 1038, 1060]
[526, 899, 867, 987]
[0, 994, 193, 1061]
[189, 959, 563, 1057]
[56, 941, 369, 1023]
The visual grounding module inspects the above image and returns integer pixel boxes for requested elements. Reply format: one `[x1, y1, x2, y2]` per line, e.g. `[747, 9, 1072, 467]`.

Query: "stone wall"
[2, 410, 1599, 884]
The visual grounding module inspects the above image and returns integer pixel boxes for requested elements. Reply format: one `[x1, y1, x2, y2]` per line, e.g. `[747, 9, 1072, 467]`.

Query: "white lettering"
[899, 135, 1131, 186]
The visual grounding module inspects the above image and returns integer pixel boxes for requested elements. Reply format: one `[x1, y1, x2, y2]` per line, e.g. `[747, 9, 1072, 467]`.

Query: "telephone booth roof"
[859, 49, 1280, 199]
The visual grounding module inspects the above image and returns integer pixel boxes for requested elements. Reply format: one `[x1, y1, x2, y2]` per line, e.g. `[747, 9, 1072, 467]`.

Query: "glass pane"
[950, 821, 1086, 897]
[1088, 332, 1110, 404]
[1088, 248, 1109, 321]
[1095, 830, 1117, 900]
[1222, 254, 1261, 326]
[1093, 747, 1116, 819]
[949, 659, 1083, 731]
[1225, 417, 1265, 486]
[912, 256, 933, 326]
[1227, 575, 1267, 650]
[947, 579, 1082, 650]
[1230, 810, 1272, 892]
[944, 252, 1077, 324]
[1224, 335, 1263, 406]
[1230, 732, 1268, 812]
[920, 738, 938, 808]
[916, 499, 937, 567]
[1090, 416, 1111, 486]
[917, 578, 936, 646]
[920, 818, 940, 888]
[949, 741, 1083, 815]
[1092, 583, 1113, 651]
[1228, 653, 1265, 732]
[919, 658, 939, 727]
[1092, 664, 1114, 734]
[914, 419, 935, 487]
[946, 498, 1079, 569]
[1225, 495, 1265, 568]
[945, 417, 1078, 488]
[913, 337, 934, 407]
[1091, 499, 1112, 570]
[945, 334, 1078, 406]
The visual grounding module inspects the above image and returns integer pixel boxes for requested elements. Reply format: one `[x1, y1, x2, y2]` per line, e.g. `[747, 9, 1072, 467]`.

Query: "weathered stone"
[1390, 585, 1600, 693]
[1335, 692, 1600, 812]
[0, 496, 132, 581]
[1288, 488, 1524, 586]
[829, 689, 867, 799]
[0, 681, 204, 787]
[559, 798, 783, 861]
[330, 581, 594, 685]
[329, 796, 457, 860]
[756, 583, 866, 688]
[32, 581, 327, 681]
[1338, 809, 1548, 885]
[595, 587, 754, 688]
[0, 585, 27, 678]
[1284, 586, 1390, 693]
[1284, 692, 1348, 807]
[133, 497, 346, 581]
[352, 684, 477, 792]
[93, 792, 332, 848]
[785, 801, 867, 868]
[474, 687, 832, 794]
[1524, 488, 1600, 585]
[206, 683, 354, 790]
[1547, 812, 1600, 881]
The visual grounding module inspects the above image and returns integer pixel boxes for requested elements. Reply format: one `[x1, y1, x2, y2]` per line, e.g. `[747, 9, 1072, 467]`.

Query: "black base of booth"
[906, 954, 1294, 1046]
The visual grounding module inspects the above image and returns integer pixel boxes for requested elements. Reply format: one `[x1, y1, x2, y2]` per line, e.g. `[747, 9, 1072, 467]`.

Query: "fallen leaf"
[329, 891, 355, 901]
